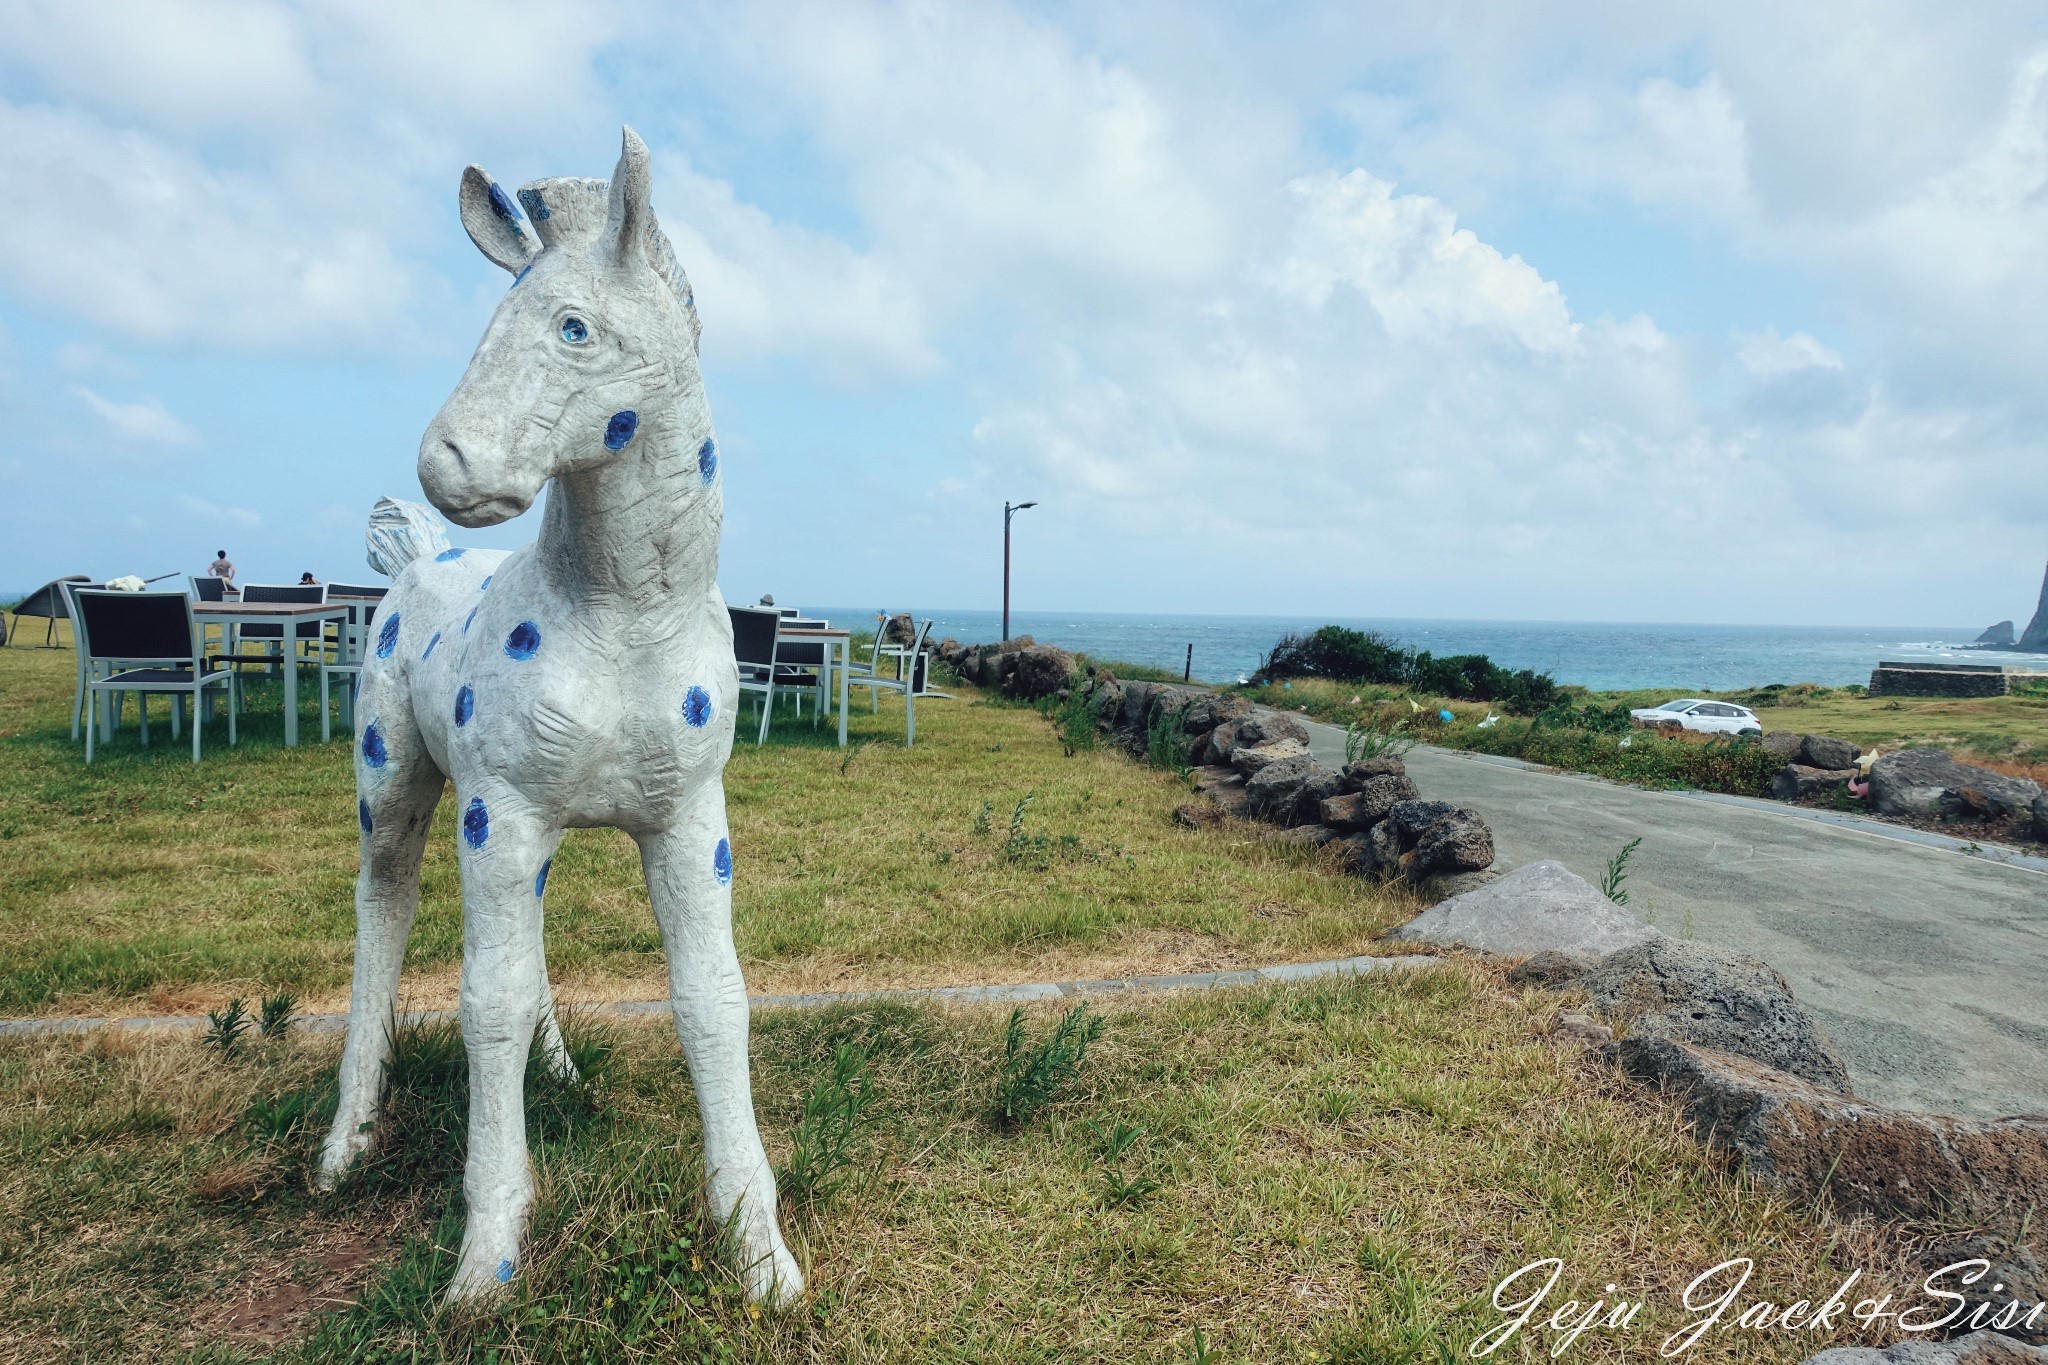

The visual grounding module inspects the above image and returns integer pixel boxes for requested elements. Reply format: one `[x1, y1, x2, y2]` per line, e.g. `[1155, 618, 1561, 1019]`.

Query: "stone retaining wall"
[1866, 662, 2046, 697]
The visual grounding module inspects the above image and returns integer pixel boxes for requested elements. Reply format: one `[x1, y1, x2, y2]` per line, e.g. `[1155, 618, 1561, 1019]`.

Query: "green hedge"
[1438, 718, 1783, 796]
[1254, 625, 1562, 715]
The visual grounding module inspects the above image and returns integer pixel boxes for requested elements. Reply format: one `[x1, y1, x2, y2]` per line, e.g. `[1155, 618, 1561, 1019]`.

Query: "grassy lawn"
[0, 973, 1903, 1363]
[0, 638, 1415, 1018]
[1243, 676, 2048, 797]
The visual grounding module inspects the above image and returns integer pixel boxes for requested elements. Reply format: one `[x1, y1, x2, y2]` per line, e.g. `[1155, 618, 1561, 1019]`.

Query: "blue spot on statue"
[361, 722, 388, 768]
[712, 836, 733, 886]
[517, 186, 550, 220]
[376, 613, 401, 658]
[535, 857, 551, 898]
[455, 685, 474, 727]
[480, 575, 492, 592]
[697, 436, 717, 484]
[512, 263, 532, 288]
[436, 547, 467, 562]
[464, 606, 478, 634]
[463, 798, 490, 850]
[487, 181, 521, 221]
[681, 685, 713, 728]
[422, 631, 441, 661]
[497, 1257, 514, 1284]
[605, 410, 638, 451]
[505, 622, 541, 660]
[358, 799, 373, 835]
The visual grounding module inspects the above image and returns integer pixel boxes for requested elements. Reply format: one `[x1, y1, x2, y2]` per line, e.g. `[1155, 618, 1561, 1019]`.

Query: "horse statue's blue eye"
[560, 317, 589, 344]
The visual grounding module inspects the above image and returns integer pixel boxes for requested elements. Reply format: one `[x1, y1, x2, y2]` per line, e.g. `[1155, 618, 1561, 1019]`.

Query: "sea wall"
[1866, 662, 2046, 698]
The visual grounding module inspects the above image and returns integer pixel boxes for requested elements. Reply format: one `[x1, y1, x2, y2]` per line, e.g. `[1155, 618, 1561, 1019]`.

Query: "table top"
[778, 626, 851, 638]
[194, 601, 352, 618]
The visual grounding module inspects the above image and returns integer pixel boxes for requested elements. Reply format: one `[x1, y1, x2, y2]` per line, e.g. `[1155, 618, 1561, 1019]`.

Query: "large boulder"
[1804, 1335, 2048, 1362]
[1341, 756, 1408, 789]
[1189, 765, 1249, 819]
[2034, 791, 2048, 842]
[1761, 731, 1804, 761]
[1612, 1033, 2048, 1230]
[1411, 809, 1495, 874]
[1233, 738, 1310, 775]
[1868, 748, 2043, 821]
[1577, 939, 1851, 1090]
[1386, 860, 1658, 961]
[1232, 711, 1311, 750]
[1243, 756, 1338, 826]
[1180, 691, 1252, 736]
[1797, 734, 1862, 770]
[1318, 773, 1419, 831]
[1005, 644, 1074, 701]
[1770, 763, 1858, 801]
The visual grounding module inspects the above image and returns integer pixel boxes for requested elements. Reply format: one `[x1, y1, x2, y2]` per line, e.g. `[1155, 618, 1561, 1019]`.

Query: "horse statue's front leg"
[445, 786, 555, 1301]
[638, 786, 803, 1307]
[317, 696, 445, 1190]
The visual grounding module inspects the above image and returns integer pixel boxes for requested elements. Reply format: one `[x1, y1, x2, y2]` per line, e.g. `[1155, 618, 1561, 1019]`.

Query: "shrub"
[1255, 626, 1560, 715]
[1440, 717, 1782, 797]
[778, 1044, 886, 1213]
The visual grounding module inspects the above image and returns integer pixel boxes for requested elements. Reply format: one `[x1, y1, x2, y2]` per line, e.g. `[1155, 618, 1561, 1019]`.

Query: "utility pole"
[1002, 500, 1037, 641]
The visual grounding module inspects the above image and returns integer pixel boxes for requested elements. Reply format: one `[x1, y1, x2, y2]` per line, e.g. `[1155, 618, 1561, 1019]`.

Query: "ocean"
[805, 608, 2048, 693]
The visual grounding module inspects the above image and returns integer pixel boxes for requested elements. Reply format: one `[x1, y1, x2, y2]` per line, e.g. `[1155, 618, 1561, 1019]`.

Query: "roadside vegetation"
[0, 641, 1414, 1017]
[0, 972, 1901, 1362]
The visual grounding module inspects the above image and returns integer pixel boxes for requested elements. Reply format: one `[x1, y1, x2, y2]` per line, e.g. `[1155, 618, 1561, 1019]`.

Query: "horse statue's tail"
[365, 496, 452, 578]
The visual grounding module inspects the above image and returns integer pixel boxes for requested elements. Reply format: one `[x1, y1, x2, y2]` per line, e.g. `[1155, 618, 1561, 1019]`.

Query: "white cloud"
[654, 153, 938, 383]
[69, 383, 198, 445]
[0, 101, 429, 349]
[178, 494, 262, 528]
[1273, 170, 1580, 355]
[1736, 329, 1844, 376]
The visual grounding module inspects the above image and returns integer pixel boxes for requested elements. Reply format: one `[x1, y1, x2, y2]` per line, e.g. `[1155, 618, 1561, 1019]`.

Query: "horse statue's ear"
[459, 165, 541, 275]
[604, 125, 653, 274]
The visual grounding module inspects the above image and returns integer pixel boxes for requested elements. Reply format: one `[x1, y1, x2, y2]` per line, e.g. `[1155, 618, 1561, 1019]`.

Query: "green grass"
[0, 972, 1905, 1362]
[0, 638, 1414, 1016]
[1243, 675, 2048, 795]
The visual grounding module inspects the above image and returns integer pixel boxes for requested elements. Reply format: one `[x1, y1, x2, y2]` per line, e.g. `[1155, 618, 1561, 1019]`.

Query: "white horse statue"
[315, 128, 801, 1307]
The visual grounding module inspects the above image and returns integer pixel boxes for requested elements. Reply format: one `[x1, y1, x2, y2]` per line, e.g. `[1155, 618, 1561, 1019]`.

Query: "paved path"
[1300, 719, 2048, 1120]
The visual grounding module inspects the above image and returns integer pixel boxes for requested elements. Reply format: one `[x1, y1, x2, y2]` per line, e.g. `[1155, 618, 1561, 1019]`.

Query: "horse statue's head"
[419, 127, 702, 528]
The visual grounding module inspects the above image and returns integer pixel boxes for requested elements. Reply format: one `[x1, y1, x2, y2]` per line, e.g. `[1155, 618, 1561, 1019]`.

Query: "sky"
[3, 0, 2048, 628]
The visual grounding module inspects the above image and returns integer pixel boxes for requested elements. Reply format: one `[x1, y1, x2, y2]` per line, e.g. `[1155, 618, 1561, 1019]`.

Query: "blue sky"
[4, 1, 2047, 628]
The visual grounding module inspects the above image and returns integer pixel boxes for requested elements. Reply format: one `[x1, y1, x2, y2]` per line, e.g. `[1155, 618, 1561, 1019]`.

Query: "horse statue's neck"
[535, 385, 720, 628]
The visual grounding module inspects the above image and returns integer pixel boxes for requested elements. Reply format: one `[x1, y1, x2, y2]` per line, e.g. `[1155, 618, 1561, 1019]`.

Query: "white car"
[1628, 698, 1763, 736]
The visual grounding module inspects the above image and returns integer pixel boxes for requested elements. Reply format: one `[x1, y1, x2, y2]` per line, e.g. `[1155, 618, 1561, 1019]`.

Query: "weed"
[258, 989, 298, 1039]
[1601, 837, 1641, 906]
[246, 1087, 321, 1141]
[995, 1001, 1105, 1129]
[1145, 707, 1192, 775]
[778, 1044, 886, 1214]
[1089, 1118, 1161, 1208]
[203, 997, 252, 1056]
[1041, 672, 1103, 756]
[1344, 714, 1416, 764]
[970, 799, 994, 835]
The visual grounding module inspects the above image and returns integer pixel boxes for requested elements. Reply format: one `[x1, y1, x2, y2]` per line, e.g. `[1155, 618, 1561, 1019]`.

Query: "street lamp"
[1002, 500, 1037, 642]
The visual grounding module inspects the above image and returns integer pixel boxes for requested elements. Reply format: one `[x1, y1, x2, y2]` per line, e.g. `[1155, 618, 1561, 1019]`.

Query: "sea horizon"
[806, 605, 2048, 693]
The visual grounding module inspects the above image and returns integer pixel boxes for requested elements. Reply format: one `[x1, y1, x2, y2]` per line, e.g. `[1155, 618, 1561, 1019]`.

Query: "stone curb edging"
[0, 953, 1444, 1039]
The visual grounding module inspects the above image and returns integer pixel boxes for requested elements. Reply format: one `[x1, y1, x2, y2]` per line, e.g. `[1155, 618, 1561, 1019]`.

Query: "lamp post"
[1002, 500, 1037, 642]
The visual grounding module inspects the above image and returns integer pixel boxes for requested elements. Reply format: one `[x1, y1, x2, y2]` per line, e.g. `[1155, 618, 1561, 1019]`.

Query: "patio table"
[193, 601, 351, 748]
[777, 626, 852, 746]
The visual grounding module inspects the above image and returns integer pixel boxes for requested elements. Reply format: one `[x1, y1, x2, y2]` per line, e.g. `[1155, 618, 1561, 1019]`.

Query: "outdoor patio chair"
[771, 618, 831, 721]
[73, 589, 236, 763]
[10, 574, 92, 649]
[53, 580, 114, 741]
[210, 583, 329, 694]
[846, 618, 946, 746]
[729, 605, 783, 744]
[320, 596, 381, 742]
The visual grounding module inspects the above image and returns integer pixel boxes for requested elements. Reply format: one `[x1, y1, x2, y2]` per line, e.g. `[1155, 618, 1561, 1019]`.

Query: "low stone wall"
[1867, 661, 2046, 697]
